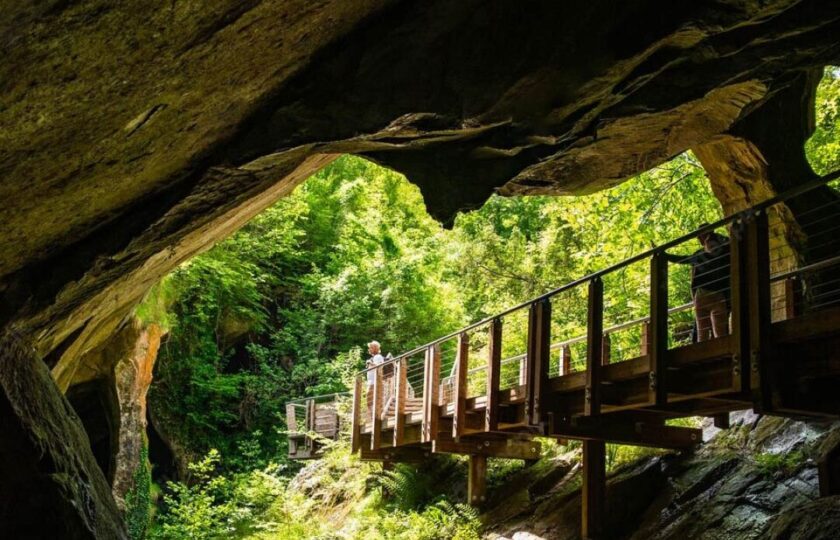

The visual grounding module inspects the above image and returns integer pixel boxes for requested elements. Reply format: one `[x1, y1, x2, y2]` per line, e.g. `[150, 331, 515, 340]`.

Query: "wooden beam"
[552, 418, 702, 449]
[649, 252, 668, 407]
[582, 440, 605, 540]
[468, 455, 488, 506]
[585, 278, 604, 416]
[360, 444, 430, 463]
[351, 376, 362, 453]
[527, 299, 552, 426]
[433, 438, 541, 460]
[746, 210, 774, 412]
[713, 413, 730, 429]
[453, 332, 470, 441]
[393, 357, 407, 447]
[371, 366, 383, 450]
[486, 318, 503, 431]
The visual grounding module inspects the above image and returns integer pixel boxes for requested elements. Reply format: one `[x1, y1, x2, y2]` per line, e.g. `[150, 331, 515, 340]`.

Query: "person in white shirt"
[366, 340, 385, 413]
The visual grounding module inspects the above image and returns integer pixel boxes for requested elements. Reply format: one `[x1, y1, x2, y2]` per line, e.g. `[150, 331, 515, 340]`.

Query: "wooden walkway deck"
[288, 174, 840, 538]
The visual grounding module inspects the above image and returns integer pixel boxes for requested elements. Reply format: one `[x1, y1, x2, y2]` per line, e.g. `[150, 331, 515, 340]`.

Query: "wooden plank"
[649, 252, 668, 407]
[468, 455, 488, 506]
[582, 440, 605, 540]
[729, 222, 750, 394]
[773, 305, 840, 343]
[585, 278, 604, 416]
[453, 332, 469, 441]
[486, 318, 503, 431]
[371, 366, 383, 450]
[393, 357, 407, 447]
[433, 438, 541, 460]
[527, 299, 552, 425]
[746, 211, 773, 412]
[669, 336, 732, 366]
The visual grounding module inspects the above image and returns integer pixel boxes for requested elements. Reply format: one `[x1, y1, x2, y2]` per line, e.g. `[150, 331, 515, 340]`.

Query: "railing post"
[453, 332, 470, 441]
[307, 399, 316, 451]
[784, 277, 801, 320]
[640, 321, 650, 356]
[393, 357, 407, 447]
[601, 333, 611, 366]
[585, 278, 604, 417]
[485, 318, 503, 431]
[286, 403, 297, 433]
[649, 253, 668, 407]
[526, 298, 551, 426]
[351, 376, 362, 453]
[730, 219, 750, 394]
[746, 210, 774, 412]
[560, 344, 571, 376]
[371, 366, 382, 450]
[422, 344, 441, 443]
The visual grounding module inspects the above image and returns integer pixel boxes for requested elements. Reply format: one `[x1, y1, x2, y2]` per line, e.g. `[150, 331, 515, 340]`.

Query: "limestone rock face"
[112, 320, 162, 510]
[0, 330, 127, 539]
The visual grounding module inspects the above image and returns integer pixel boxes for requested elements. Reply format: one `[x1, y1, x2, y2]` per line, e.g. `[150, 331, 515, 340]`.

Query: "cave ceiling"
[1, 0, 839, 382]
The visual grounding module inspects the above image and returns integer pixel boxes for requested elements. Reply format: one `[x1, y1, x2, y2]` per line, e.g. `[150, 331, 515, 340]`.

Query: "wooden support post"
[422, 344, 441, 443]
[468, 455, 488, 506]
[560, 344, 572, 376]
[585, 278, 604, 417]
[818, 438, 840, 497]
[527, 299, 552, 426]
[649, 253, 669, 407]
[393, 357, 407, 447]
[729, 224, 749, 394]
[713, 413, 730, 429]
[746, 210, 773, 412]
[486, 318, 503, 431]
[582, 440, 606, 540]
[351, 376, 362, 453]
[371, 366, 382, 450]
[453, 332, 469, 441]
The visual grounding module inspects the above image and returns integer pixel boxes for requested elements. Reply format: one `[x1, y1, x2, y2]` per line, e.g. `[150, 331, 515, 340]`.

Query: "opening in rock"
[66, 379, 119, 484]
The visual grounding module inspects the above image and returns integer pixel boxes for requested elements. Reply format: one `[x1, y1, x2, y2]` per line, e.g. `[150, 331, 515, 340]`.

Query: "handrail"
[286, 391, 351, 404]
[440, 302, 696, 379]
[770, 254, 840, 282]
[356, 168, 840, 377]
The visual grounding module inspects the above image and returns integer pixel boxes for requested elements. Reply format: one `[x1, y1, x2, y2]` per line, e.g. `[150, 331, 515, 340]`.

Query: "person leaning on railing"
[665, 226, 731, 342]
[365, 340, 385, 412]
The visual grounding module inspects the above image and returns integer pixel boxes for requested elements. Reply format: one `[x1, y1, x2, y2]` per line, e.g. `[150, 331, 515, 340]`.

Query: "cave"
[66, 380, 120, 485]
[146, 410, 177, 485]
[2, 1, 840, 538]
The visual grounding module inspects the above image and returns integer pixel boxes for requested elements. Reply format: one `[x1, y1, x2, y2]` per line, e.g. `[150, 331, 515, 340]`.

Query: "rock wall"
[483, 413, 840, 540]
[112, 321, 162, 510]
[0, 329, 126, 539]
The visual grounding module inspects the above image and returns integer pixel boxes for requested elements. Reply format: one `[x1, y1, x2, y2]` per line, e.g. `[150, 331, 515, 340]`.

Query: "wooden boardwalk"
[289, 174, 840, 538]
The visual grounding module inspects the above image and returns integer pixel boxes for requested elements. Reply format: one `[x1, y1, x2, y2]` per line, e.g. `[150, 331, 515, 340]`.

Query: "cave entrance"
[146, 409, 177, 484]
[66, 379, 119, 484]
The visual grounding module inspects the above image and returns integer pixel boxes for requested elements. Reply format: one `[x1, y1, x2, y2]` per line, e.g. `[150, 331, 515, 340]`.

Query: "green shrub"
[754, 451, 806, 478]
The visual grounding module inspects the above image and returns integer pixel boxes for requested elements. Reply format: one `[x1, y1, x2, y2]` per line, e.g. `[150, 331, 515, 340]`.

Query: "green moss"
[125, 444, 152, 540]
[754, 450, 806, 478]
